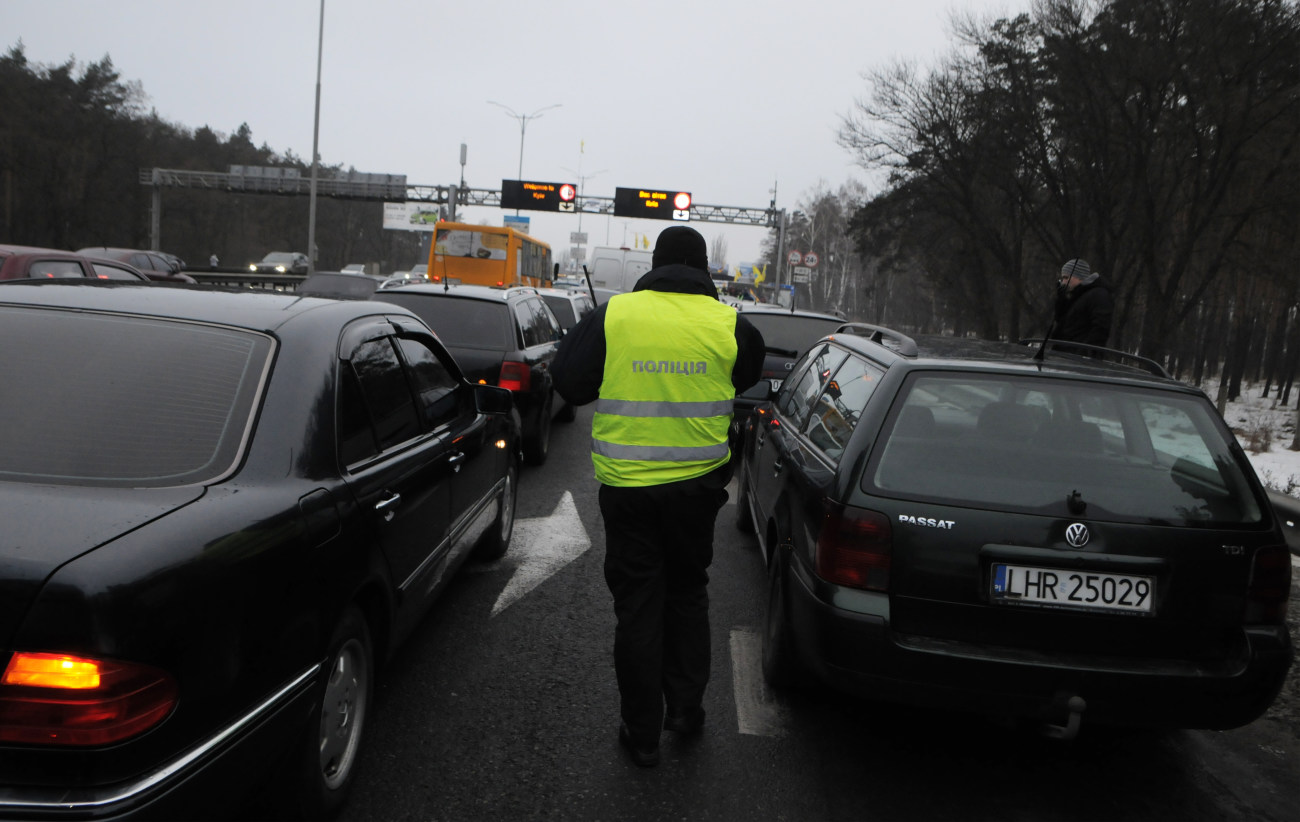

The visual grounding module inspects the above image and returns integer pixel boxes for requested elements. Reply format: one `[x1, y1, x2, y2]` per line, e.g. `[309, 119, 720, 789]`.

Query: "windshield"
[434, 229, 507, 261]
[741, 313, 843, 356]
[263, 252, 297, 263]
[868, 372, 1264, 526]
[372, 293, 512, 350]
[0, 306, 271, 487]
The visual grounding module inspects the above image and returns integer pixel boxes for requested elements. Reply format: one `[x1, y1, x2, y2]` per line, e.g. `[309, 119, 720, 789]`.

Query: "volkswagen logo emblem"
[1065, 523, 1090, 548]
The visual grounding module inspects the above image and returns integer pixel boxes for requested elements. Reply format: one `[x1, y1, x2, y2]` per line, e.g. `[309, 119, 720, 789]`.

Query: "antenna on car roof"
[582, 264, 598, 305]
[1032, 319, 1055, 363]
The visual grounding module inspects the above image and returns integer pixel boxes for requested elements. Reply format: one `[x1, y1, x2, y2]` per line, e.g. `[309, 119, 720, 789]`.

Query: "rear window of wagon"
[0, 306, 272, 487]
[868, 372, 1264, 526]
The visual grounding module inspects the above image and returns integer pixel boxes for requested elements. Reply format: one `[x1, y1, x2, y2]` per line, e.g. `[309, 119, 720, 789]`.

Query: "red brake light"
[1245, 545, 1291, 623]
[814, 502, 891, 591]
[0, 652, 178, 746]
[498, 361, 531, 392]
[431, 274, 442, 282]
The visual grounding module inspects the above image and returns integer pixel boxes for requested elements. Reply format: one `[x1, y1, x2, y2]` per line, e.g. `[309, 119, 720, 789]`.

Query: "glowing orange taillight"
[0, 651, 178, 746]
[2, 653, 101, 689]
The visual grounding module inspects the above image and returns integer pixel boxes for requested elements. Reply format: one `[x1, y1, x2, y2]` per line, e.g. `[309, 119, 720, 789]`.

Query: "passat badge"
[1065, 523, 1090, 548]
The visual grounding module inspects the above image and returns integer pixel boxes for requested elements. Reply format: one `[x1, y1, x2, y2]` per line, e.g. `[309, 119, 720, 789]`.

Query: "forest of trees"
[763, 0, 1300, 405]
[6, 0, 1300, 402]
[0, 43, 423, 274]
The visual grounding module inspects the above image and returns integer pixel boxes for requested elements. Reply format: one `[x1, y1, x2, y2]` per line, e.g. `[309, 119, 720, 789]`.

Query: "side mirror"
[474, 383, 514, 415]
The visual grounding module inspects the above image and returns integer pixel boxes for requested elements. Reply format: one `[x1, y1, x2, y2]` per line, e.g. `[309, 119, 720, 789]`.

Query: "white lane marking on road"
[730, 628, 789, 737]
[1292, 555, 1299, 570]
[489, 491, 591, 617]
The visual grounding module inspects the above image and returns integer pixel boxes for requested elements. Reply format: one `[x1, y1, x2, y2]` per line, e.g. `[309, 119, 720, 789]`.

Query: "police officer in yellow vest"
[552, 226, 764, 767]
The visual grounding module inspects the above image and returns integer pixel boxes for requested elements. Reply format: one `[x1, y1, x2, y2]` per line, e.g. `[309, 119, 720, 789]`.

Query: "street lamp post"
[306, 0, 325, 273]
[486, 101, 561, 182]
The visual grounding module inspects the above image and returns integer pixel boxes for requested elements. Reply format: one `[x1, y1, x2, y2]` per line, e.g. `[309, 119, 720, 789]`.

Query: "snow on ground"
[1212, 379, 1300, 495]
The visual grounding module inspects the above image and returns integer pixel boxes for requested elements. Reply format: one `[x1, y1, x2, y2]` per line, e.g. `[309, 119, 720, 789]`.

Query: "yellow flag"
[754, 263, 767, 284]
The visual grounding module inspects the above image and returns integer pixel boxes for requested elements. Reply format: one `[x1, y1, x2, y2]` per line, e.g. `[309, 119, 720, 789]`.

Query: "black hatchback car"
[0, 281, 520, 819]
[736, 325, 1292, 736]
[371, 283, 574, 465]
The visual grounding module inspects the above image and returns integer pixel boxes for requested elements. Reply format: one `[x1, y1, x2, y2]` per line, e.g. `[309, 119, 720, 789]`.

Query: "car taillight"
[498, 361, 531, 392]
[1245, 545, 1291, 623]
[814, 502, 891, 591]
[0, 652, 178, 746]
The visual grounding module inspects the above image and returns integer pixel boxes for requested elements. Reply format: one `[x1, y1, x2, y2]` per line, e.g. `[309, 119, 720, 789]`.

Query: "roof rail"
[834, 323, 918, 357]
[1020, 338, 1170, 378]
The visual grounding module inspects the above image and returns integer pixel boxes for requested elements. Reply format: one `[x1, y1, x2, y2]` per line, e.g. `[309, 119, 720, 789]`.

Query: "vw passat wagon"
[736, 325, 1292, 736]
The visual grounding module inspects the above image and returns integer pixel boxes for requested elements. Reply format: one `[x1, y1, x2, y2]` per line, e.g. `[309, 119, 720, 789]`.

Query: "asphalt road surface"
[247, 404, 1300, 821]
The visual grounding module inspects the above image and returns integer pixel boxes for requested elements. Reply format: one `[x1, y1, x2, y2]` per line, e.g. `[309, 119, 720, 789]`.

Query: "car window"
[394, 337, 463, 429]
[777, 344, 848, 430]
[869, 373, 1263, 526]
[515, 300, 543, 348]
[346, 338, 422, 453]
[28, 260, 85, 278]
[0, 307, 270, 486]
[130, 253, 156, 271]
[741, 312, 845, 356]
[90, 261, 142, 280]
[541, 294, 578, 329]
[801, 355, 884, 462]
[529, 298, 563, 343]
[372, 294, 512, 350]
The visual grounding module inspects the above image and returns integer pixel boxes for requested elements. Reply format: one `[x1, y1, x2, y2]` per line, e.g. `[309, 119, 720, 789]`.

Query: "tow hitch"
[1040, 693, 1087, 741]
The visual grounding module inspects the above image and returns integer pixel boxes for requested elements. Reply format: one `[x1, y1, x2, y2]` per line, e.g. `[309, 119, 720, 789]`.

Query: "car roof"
[736, 303, 845, 321]
[377, 283, 539, 301]
[0, 280, 408, 334]
[0, 243, 86, 258]
[825, 324, 1190, 389]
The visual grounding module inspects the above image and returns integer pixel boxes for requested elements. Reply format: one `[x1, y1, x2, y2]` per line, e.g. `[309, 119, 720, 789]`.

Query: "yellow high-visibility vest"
[592, 290, 738, 487]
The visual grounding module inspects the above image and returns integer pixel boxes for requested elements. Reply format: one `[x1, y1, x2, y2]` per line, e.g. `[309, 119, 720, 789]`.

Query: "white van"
[584, 246, 653, 294]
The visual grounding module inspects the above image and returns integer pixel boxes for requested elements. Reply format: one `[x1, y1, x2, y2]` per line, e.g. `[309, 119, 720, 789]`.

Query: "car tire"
[524, 396, 552, 465]
[735, 463, 756, 534]
[297, 606, 373, 819]
[762, 546, 803, 691]
[475, 455, 518, 561]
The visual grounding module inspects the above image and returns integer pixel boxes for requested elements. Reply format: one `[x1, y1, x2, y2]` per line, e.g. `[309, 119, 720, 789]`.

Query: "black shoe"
[663, 706, 705, 735]
[618, 723, 660, 768]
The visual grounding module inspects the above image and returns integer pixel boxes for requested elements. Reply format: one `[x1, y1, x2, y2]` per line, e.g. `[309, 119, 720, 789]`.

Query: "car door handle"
[772, 459, 783, 475]
[448, 451, 466, 472]
[375, 492, 401, 521]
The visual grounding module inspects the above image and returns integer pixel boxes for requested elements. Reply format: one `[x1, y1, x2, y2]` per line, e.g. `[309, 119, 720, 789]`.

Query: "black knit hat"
[652, 226, 709, 272]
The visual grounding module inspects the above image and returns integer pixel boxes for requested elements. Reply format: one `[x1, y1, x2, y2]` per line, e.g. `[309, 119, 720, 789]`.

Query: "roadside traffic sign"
[804, 252, 819, 267]
[787, 250, 802, 266]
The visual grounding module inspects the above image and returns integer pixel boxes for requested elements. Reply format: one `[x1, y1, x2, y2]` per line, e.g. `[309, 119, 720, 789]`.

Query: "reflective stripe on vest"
[592, 290, 738, 487]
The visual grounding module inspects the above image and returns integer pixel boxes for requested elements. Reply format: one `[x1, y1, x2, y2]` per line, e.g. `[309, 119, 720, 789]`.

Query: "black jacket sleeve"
[551, 302, 608, 406]
[732, 315, 765, 393]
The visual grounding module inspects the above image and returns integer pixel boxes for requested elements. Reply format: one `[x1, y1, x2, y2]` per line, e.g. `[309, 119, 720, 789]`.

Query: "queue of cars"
[735, 324, 1293, 736]
[0, 280, 521, 819]
[0, 243, 150, 281]
[0, 259, 1292, 818]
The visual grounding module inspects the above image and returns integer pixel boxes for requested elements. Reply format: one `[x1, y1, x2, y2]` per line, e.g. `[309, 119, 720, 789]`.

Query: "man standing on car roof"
[1050, 258, 1114, 347]
[552, 225, 764, 768]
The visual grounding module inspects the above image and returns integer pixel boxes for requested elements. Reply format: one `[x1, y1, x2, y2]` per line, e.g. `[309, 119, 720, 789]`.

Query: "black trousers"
[598, 466, 730, 746]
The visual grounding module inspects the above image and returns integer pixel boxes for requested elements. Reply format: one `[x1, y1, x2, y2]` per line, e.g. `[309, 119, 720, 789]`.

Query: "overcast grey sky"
[5, 0, 1021, 267]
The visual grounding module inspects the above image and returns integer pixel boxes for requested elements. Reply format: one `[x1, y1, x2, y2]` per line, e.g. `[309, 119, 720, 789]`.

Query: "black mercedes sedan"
[0, 281, 520, 819]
